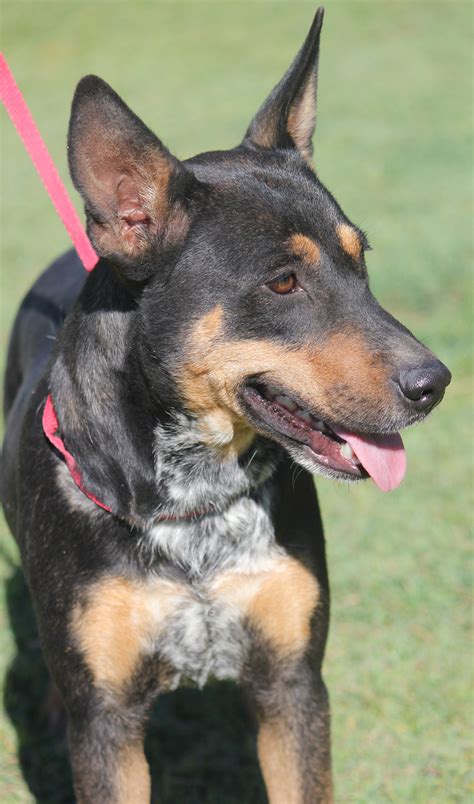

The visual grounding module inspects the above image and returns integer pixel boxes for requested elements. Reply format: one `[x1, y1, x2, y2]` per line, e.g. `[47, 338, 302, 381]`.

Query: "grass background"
[0, 1, 472, 801]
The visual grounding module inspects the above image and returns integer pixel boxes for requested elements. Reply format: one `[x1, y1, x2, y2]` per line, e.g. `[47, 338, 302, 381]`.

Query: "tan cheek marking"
[311, 331, 387, 395]
[287, 233, 320, 265]
[336, 223, 362, 260]
[258, 720, 303, 804]
[116, 745, 150, 804]
[72, 577, 185, 689]
[180, 306, 256, 457]
[181, 312, 320, 423]
[182, 311, 390, 431]
[213, 557, 319, 656]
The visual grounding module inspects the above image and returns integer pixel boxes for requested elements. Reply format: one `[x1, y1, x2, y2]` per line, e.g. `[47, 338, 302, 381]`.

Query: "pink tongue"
[333, 429, 407, 492]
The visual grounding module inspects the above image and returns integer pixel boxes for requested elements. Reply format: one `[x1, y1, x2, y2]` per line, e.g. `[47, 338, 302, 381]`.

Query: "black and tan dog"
[1, 8, 451, 803]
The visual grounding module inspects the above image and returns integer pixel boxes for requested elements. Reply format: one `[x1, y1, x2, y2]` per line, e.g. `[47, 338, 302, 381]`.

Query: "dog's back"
[2, 251, 85, 529]
[4, 250, 85, 417]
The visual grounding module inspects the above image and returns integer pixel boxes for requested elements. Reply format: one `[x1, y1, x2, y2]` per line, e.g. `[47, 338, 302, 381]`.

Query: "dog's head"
[68, 8, 450, 492]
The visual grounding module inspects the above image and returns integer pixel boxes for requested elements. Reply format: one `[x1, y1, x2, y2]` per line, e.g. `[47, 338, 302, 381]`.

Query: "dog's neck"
[50, 265, 280, 527]
[152, 412, 280, 521]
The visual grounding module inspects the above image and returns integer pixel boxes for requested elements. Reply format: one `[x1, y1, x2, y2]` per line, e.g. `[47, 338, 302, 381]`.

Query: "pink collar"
[43, 394, 242, 523]
[43, 394, 112, 512]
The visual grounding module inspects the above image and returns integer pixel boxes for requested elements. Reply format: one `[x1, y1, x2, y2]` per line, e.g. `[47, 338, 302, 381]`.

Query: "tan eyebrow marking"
[336, 223, 362, 260]
[287, 233, 320, 264]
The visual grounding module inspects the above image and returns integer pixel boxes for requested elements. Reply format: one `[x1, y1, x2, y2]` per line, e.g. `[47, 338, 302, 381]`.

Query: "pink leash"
[0, 55, 111, 510]
[1, 57, 215, 521]
[0, 53, 98, 272]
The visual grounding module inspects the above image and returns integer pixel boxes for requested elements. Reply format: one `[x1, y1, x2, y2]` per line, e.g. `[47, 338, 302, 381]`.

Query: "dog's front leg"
[245, 657, 332, 804]
[67, 698, 151, 804]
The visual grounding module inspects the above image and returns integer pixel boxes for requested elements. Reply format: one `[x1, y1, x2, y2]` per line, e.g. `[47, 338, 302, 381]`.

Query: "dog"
[1, 8, 451, 803]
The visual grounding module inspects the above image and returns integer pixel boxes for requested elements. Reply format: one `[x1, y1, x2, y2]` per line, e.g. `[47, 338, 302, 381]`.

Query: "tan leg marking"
[286, 233, 320, 265]
[212, 557, 319, 655]
[258, 719, 303, 804]
[116, 743, 151, 804]
[72, 577, 186, 689]
[336, 222, 362, 261]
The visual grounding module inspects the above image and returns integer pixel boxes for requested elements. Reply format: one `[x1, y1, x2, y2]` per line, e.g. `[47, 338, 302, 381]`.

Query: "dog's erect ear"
[243, 7, 324, 163]
[68, 76, 198, 279]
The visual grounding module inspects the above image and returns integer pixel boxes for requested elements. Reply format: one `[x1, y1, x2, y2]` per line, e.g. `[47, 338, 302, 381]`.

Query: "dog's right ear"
[68, 76, 199, 280]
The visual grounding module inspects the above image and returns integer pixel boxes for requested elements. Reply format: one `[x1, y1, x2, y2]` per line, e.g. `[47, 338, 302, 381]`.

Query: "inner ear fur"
[244, 7, 324, 163]
[68, 75, 197, 275]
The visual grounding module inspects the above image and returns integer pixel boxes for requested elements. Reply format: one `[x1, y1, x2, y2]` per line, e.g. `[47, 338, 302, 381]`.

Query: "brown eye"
[268, 273, 298, 294]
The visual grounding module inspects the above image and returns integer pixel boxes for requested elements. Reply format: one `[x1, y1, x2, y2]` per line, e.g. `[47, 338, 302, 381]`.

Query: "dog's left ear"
[243, 7, 324, 163]
[68, 75, 201, 280]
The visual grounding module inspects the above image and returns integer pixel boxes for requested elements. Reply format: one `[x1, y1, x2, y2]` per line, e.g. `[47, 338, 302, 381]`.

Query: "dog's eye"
[268, 273, 298, 294]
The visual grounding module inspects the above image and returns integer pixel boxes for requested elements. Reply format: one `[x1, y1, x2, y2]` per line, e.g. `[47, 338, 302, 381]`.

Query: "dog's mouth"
[241, 382, 407, 492]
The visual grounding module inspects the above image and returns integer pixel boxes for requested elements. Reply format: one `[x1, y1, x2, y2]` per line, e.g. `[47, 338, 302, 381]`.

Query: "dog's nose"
[398, 360, 451, 411]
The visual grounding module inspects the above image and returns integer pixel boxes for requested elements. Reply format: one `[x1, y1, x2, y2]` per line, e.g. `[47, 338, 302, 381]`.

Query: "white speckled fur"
[146, 415, 284, 683]
[58, 407, 286, 684]
[152, 413, 278, 517]
[158, 593, 250, 686]
[147, 487, 283, 580]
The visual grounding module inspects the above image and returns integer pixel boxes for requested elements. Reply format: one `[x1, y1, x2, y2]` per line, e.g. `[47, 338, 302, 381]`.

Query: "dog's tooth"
[275, 395, 297, 412]
[297, 410, 312, 424]
[340, 442, 355, 461]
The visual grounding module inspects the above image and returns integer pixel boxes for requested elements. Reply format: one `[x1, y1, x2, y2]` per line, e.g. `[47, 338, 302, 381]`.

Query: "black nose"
[398, 360, 451, 411]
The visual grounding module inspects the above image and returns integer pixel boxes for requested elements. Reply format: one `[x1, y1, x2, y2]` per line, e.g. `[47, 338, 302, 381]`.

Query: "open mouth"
[241, 382, 407, 492]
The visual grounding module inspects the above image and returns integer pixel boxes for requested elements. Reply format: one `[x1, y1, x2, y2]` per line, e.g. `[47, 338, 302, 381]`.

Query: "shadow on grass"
[4, 567, 266, 804]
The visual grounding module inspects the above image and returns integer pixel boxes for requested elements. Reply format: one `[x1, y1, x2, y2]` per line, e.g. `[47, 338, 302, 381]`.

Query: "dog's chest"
[146, 494, 281, 686]
[155, 582, 253, 687]
[75, 493, 319, 694]
[70, 431, 294, 690]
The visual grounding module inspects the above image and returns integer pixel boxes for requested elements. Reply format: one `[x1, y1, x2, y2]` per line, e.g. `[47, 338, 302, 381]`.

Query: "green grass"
[1, 1, 472, 801]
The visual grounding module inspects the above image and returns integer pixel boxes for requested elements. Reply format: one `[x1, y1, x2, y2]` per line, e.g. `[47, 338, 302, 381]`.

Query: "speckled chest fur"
[147, 492, 279, 687]
[68, 416, 294, 690]
[147, 417, 283, 686]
